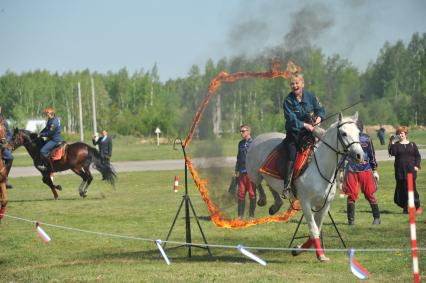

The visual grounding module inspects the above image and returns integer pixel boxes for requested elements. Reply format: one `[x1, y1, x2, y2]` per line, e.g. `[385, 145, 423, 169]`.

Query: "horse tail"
[87, 147, 117, 187]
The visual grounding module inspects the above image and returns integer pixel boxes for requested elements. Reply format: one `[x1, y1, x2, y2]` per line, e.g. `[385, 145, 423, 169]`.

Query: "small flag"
[173, 176, 179, 193]
[155, 239, 171, 265]
[35, 222, 51, 243]
[349, 248, 369, 280]
[237, 244, 267, 266]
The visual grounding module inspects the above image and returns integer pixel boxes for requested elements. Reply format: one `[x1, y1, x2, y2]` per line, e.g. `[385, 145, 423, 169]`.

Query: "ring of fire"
[184, 61, 303, 228]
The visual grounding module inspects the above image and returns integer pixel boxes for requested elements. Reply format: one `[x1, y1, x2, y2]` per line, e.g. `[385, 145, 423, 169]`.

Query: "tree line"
[1, 32, 425, 139]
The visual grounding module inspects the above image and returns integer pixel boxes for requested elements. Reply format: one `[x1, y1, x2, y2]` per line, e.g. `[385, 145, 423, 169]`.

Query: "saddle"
[258, 144, 314, 182]
[49, 142, 67, 161]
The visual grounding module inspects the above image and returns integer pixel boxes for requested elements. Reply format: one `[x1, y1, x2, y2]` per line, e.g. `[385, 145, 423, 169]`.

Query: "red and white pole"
[173, 176, 179, 193]
[407, 173, 420, 283]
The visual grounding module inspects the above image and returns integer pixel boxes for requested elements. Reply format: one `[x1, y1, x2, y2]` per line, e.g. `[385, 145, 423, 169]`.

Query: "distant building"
[25, 119, 46, 132]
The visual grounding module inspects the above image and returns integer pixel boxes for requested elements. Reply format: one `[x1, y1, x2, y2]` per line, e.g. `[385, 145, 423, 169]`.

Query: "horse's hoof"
[291, 245, 303, 256]
[257, 196, 267, 207]
[268, 203, 282, 215]
[318, 255, 330, 262]
[56, 185, 62, 191]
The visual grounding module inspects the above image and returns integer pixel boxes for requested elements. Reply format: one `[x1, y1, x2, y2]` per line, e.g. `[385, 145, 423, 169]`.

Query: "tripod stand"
[163, 139, 212, 258]
[288, 210, 347, 249]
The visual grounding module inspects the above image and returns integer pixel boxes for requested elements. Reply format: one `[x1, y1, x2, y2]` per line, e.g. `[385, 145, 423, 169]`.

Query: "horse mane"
[17, 128, 44, 147]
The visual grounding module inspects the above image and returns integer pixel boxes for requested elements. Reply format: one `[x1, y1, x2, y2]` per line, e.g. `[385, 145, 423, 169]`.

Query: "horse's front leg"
[301, 205, 329, 262]
[42, 174, 59, 200]
[0, 181, 7, 220]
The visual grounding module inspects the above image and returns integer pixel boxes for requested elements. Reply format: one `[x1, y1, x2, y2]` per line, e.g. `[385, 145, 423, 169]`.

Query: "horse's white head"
[335, 111, 364, 163]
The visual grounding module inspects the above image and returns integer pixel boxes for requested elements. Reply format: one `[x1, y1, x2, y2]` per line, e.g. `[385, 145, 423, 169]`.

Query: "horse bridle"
[10, 131, 32, 151]
[307, 120, 360, 212]
[316, 121, 360, 157]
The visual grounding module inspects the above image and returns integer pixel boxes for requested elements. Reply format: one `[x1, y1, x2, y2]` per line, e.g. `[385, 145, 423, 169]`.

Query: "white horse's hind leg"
[268, 188, 283, 215]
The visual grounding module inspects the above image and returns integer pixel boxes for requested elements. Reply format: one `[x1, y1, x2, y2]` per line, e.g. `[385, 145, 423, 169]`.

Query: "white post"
[155, 127, 161, 146]
[91, 77, 97, 135]
[77, 82, 84, 142]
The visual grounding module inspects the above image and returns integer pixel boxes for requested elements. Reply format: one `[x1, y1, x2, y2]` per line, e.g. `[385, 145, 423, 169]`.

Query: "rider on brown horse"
[37, 108, 63, 172]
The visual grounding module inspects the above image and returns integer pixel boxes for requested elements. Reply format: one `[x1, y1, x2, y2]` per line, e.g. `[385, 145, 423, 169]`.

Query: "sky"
[1, 0, 425, 82]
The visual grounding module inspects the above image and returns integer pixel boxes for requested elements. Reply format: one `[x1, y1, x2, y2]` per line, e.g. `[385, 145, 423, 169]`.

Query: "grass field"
[1, 161, 425, 282]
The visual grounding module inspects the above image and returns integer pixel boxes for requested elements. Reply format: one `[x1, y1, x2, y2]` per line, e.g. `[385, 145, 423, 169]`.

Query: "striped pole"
[407, 173, 420, 283]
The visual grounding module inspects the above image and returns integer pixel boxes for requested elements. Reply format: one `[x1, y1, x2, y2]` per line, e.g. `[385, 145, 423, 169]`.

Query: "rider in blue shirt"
[280, 75, 325, 198]
[0, 107, 14, 189]
[38, 108, 63, 171]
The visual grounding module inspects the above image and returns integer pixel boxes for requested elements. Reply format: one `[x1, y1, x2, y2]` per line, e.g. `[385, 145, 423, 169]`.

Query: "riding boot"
[238, 199, 245, 219]
[4, 159, 13, 189]
[38, 155, 52, 172]
[371, 203, 381, 225]
[282, 161, 295, 199]
[347, 202, 355, 225]
[249, 198, 256, 218]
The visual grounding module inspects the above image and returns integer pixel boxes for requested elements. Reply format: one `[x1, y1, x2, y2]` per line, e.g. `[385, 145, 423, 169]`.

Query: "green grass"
[1, 161, 425, 282]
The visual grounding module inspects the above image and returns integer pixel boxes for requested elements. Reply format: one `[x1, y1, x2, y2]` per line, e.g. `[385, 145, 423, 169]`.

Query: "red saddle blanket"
[49, 144, 67, 161]
[258, 145, 314, 181]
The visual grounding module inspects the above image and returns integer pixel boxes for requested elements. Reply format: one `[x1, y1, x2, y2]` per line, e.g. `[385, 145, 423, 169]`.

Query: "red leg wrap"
[313, 238, 324, 258]
[0, 206, 6, 219]
[301, 238, 313, 249]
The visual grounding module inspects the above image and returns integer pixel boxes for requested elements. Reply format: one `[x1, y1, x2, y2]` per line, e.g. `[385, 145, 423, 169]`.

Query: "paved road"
[8, 149, 426, 178]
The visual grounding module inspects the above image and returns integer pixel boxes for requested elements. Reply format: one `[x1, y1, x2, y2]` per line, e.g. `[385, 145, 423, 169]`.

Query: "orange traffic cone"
[173, 176, 179, 193]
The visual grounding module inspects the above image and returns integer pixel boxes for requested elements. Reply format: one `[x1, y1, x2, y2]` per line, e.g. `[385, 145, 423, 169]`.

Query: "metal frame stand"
[163, 139, 212, 258]
[288, 211, 347, 249]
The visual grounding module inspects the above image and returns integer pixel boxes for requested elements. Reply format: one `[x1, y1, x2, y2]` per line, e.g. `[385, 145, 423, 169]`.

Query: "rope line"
[3, 213, 426, 253]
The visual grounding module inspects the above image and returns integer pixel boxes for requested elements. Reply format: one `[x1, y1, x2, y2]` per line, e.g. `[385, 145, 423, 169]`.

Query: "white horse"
[246, 112, 364, 261]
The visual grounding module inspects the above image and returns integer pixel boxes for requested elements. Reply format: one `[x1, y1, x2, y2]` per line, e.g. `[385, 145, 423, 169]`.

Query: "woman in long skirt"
[388, 126, 422, 214]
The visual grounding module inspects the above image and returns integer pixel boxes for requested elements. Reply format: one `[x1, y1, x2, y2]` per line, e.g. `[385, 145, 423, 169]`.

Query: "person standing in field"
[235, 125, 256, 219]
[92, 129, 113, 167]
[388, 126, 422, 214]
[377, 124, 386, 145]
[343, 119, 381, 225]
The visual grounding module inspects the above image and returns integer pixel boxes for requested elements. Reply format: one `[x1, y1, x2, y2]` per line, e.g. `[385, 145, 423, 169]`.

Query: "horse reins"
[308, 120, 360, 212]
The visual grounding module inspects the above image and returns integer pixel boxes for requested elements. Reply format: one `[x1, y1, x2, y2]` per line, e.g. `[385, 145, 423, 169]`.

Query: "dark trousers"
[102, 156, 110, 166]
[278, 133, 298, 178]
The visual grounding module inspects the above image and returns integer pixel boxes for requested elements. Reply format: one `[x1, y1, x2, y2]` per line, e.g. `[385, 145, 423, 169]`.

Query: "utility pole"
[91, 77, 97, 135]
[78, 82, 84, 142]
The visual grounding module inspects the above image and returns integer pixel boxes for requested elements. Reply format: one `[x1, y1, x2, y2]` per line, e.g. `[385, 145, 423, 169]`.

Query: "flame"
[183, 61, 301, 148]
[183, 60, 302, 228]
[186, 157, 301, 228]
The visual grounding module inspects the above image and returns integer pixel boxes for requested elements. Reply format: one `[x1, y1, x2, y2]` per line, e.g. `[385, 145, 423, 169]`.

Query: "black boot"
[4, 159, 13, 189]
[282, 161, 295, 199]
[249, 198, 256, 218]
[347, 202, 355, 225]
[371, 203, 381, 225]
[37, 155, 52, 172]
[238, 199, 245, 219]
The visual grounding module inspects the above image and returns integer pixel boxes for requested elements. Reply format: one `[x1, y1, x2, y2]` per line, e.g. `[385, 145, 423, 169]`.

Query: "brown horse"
[0, 116, 8, 219]
[10, 128, 116, 199]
